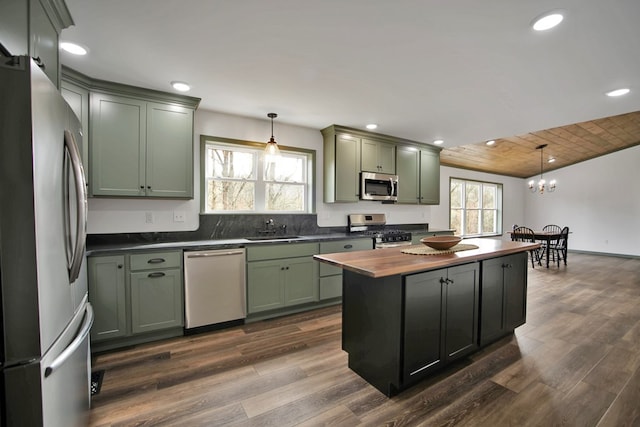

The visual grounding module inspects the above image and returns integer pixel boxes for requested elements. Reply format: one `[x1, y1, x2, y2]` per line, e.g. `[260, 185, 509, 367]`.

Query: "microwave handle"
[390, 177, 395, 196]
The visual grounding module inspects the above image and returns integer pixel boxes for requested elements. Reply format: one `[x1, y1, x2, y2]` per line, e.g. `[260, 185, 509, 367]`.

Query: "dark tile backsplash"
[86, 213, 431, 247]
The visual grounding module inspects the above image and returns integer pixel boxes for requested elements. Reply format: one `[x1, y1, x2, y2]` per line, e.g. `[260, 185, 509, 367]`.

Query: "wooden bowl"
[420, 235, 462, 250]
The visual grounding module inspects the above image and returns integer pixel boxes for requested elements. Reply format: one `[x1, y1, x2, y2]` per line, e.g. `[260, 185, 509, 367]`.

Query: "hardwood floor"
[89, 252, 640, 426]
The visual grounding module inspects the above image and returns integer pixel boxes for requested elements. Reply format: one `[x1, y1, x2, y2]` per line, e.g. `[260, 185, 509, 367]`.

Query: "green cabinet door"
[396, 146, 420, 204]
[29, 0, 59, 86]
[146, 102, 194, 198]
[419, 150, 440, 204]
[88, 255, 127, 341]
[90, 93, 146, 196]
[361, 138, 396, 174]
[247, 259, 285, 313]
[334, 135, 360, 202]
[61, 79, 90, 179]
[284, 257, 318, 306]
[130, 268, 183, 334]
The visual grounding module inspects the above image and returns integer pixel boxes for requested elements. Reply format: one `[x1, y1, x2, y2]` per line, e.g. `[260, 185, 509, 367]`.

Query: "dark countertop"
[85, 227, 455, 256]
[86, 232, 365, 256]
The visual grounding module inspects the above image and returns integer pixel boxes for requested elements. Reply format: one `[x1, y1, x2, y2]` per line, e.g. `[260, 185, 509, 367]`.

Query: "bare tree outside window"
[450, 178, 502, 237]
[203, 138, 313, 213]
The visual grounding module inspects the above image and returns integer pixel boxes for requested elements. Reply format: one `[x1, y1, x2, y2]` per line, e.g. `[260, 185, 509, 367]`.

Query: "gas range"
[348, 214, 412, 248]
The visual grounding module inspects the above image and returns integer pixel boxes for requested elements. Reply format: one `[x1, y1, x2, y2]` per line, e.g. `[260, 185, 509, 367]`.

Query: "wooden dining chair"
[511, 226, 541, 268]
[549, 226, 569, 267]
[540, 224, 562, 264]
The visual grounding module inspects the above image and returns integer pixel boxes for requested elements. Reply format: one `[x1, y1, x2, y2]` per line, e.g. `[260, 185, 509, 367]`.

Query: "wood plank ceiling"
[439, 111, 640, 178]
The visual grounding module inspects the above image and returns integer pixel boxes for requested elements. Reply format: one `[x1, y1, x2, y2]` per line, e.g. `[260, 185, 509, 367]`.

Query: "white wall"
[523, 144, 640, 256]
[87, 110, 640, 257]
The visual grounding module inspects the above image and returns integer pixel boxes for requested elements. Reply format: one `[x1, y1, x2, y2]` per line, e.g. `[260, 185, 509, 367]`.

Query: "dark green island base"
[314, 238, 540, 396]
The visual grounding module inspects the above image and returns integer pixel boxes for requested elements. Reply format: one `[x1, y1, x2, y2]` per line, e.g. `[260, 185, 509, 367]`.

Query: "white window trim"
[200, 135, 316, 214]
[450, 177, 503, 238]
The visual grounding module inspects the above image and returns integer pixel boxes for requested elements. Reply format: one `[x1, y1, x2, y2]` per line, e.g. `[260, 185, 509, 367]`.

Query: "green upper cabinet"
[61, 77, 90, 178]
[322, 127, 361, 203]
[90, 92, 195, 198]
[1, 0, 74, 87]
[361, 138, 395, 174]
[145, 102, 194, 198]
[396, 145, 441, 205]
[419, 149, 440, 204]
[396, 146, 420, 204]
[91, 93, 147, 197]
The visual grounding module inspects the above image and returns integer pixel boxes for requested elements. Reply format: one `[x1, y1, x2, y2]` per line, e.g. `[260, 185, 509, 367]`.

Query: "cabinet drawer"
[247, 242, 319, 261]
[130, 251, 181, 271]
[319, 238, 372, 277]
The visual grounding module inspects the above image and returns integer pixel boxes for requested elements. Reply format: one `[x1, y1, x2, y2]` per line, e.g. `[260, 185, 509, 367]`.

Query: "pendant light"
[265, 113, 281, 157]
[528, 144, 556, 194]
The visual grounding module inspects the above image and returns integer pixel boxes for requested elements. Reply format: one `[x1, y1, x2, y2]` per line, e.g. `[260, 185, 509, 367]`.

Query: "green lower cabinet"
[130, 268, 183, 334]
[88, 255, 127, 341]
[318, 238, 373, 300]
[247, 256, 318, 314]
[88, 250, 184, 351]
[247, 259, 286, 313]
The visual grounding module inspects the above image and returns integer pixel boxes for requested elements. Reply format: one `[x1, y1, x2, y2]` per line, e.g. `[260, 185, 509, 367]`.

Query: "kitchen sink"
[245, 235, 302, 241]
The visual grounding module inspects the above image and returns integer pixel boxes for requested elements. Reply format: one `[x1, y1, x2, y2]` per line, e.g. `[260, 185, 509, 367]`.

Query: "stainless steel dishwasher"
[183, 248, 246, 329]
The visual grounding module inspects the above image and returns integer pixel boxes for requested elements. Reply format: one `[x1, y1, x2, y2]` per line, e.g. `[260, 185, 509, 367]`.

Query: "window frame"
[200, 135, 316, 214]
[449, 177, 503, 238]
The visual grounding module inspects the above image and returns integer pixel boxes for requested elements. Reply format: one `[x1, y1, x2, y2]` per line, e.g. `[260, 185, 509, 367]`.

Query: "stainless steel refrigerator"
[0, 55, 93, 426]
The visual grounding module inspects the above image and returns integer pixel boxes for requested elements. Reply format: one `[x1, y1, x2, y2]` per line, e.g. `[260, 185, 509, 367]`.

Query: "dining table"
[509, 230, 567, 268]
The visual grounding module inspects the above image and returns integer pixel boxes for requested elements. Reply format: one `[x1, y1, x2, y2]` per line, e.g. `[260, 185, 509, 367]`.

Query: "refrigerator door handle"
[64, 129, 88, 283]
[45, 304, 94, 378]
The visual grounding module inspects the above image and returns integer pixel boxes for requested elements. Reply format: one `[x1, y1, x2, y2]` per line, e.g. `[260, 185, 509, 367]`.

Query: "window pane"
[450, 180, 463, 209]
[465, 210, 480, 235]
[265, 155, 304, 182]
[450, 209, 462, 234]
[208, 148, 254, 179]
[465, 183, 480, 209]
[482, 210, 496, 233]
[265, 183, 304, 211]
[483, 185, 496, 209]
[207, 180, 254, 211]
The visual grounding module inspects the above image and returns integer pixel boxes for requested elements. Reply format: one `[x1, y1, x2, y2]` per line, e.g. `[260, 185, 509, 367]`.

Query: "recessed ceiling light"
[606, 88, 630, 97]
[486, 140, 495, 146]
[433, 139, 444, 145]
[171, 81, 191, 92]
[548, 158, 556, 163]
[532, 12, 564, 31]
[366, 124, 378, 130]
[60, 42, 88, 55]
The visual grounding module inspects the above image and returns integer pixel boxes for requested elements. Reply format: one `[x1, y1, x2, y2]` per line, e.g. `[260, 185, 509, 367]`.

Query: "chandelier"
[528, 144, 556, 194]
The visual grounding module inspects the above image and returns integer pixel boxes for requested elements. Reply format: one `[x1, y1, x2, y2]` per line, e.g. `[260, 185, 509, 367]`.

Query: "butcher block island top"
[313, 238, 540, 278]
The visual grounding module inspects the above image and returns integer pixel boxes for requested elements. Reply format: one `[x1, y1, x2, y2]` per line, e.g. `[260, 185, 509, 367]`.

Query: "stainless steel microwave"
[360, 172, 398, 201]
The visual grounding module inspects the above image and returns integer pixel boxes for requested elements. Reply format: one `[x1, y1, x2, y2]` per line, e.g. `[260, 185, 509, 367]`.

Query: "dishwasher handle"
[186, 250, 245, 258]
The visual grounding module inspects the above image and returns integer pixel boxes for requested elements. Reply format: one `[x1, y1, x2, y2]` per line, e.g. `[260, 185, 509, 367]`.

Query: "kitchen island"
[313, 238, 540, 396]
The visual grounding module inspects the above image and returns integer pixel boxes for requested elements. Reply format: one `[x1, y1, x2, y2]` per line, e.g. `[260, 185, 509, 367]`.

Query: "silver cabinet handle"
[147, 258, 166, 264]
[187, 251, 244, 258]
[45, 304, 94, 377]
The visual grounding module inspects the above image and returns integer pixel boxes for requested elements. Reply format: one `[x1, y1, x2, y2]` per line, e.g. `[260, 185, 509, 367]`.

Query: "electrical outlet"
[173, 211, 185, 222]
[145, 212, 154, 224]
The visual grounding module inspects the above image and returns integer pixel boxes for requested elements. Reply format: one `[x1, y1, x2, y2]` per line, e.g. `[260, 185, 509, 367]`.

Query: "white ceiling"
[60, 0, 640, 148]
